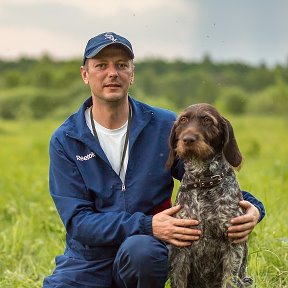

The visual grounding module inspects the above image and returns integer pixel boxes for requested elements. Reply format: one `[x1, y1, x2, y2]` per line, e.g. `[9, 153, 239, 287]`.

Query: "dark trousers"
[43, 235, 169, 288]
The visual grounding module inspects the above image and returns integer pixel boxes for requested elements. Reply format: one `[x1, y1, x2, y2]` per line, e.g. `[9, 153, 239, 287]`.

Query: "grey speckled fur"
[167, 104, 252, 288]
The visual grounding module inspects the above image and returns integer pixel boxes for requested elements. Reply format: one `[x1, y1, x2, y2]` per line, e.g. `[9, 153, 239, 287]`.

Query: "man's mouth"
[104, 83, 121, 88]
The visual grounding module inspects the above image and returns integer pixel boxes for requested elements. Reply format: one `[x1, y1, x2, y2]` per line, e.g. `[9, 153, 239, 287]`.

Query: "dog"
[166, 103, 252, 288]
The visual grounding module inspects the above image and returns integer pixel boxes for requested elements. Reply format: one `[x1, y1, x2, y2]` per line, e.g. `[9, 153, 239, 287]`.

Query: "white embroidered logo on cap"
[104, 33, 117, 42]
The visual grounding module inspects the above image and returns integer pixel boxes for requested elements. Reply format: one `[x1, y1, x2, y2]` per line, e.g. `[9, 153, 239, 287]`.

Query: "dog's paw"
[243, 276, 253, 286]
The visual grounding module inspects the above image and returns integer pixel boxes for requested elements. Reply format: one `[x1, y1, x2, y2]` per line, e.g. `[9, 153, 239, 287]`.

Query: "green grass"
[0, 117, 287, 288]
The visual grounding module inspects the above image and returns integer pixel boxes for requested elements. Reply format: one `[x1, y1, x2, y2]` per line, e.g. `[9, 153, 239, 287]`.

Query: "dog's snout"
[183, 135, 198, 145]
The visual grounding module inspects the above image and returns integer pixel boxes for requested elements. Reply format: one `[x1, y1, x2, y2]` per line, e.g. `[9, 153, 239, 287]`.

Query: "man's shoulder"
[50, 115, 74, 144]
[50, 106, 84, 144]
[51, 97, 91, 142]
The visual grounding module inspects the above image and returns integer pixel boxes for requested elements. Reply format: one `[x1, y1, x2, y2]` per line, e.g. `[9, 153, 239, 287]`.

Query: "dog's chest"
[175, 167, 244, 238]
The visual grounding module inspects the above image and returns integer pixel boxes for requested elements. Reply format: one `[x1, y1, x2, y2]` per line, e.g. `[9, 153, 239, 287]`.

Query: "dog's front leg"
[169, 246, 192, 288]
[222, 243, 249, 288]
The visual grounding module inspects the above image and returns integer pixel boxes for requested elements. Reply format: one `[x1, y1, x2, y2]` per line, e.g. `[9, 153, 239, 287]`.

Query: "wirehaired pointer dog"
[166, 103, 252, 288]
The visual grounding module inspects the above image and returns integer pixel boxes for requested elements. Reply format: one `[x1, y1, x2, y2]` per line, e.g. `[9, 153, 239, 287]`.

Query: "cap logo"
[104, 33, 117, 42]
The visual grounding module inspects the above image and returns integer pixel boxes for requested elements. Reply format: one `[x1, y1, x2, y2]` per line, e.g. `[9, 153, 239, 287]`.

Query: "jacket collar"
[64, 96, 153, 161]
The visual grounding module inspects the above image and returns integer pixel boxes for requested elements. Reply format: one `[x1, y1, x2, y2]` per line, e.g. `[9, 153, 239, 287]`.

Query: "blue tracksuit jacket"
[47, 96, 265, 285]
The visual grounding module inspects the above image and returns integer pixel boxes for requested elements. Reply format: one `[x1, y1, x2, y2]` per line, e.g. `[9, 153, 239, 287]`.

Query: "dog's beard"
[176, 139, 214, 161]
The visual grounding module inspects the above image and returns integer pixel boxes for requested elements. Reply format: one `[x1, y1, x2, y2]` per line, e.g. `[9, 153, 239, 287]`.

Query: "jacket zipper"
[121, 182, 127, 211]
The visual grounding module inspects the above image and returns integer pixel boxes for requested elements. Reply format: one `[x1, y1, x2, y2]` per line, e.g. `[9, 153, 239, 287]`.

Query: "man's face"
[81, 45, 134, 104]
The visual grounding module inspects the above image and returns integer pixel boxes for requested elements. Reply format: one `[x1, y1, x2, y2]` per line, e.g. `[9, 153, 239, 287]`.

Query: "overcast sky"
[1, 0, 287, 66]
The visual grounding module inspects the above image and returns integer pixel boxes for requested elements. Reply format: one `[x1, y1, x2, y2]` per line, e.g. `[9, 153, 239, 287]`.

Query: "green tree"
[215, 87, 248, 115]
[3, 70, 22, 87]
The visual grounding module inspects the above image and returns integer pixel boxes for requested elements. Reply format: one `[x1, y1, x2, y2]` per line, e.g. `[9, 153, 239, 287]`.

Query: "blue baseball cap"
[82, 32, 134, 65]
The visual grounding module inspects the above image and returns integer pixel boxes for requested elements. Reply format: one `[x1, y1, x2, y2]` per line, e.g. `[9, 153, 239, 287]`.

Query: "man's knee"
[113, 235, 168, 287]
[117, 235, 168, 269]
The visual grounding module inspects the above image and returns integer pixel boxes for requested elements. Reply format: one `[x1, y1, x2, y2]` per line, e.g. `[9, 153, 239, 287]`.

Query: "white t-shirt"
[85, 108, 129, 183]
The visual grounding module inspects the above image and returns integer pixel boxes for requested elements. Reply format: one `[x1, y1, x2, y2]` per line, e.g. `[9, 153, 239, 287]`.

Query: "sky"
[0, 0, 287, 66]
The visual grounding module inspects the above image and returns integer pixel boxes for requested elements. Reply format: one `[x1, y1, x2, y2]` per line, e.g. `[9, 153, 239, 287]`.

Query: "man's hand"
[152, 205, 201, 247]
[228, 200, 260, 244]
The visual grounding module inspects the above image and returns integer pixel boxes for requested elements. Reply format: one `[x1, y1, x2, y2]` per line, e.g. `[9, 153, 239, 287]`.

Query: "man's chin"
[101, 93, 127, 103]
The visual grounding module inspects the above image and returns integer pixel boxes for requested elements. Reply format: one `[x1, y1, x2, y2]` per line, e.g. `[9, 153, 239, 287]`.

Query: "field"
[0, 116, 287, 288]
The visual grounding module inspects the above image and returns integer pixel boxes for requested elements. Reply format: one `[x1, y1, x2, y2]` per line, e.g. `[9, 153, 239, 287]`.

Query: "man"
[43, 32, 265, 288]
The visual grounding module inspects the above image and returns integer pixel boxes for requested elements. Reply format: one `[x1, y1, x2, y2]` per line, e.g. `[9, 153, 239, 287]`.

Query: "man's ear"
[130, 64, 135, 85]
[80, 66, 89, 85]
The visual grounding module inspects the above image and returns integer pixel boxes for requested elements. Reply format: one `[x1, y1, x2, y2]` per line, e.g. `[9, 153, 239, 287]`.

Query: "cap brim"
[84, 42, 134, 63]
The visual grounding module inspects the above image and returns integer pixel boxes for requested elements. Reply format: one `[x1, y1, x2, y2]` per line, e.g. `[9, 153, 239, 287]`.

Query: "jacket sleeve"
[242, 191, 265, 222]
[49, 137, 153, 247]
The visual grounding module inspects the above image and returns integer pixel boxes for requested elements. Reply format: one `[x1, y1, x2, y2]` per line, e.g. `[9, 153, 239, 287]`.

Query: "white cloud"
[0, 26, 81, 59]
[52, 0, 183, 16]
[0, 0, 199, 61]
[0, 0, 287, 65]
[1, 0, 186, 17]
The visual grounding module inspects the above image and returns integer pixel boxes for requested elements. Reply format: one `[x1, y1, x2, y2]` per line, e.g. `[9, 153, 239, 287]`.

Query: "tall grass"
[0, 120, 65, 288]
[0, 117, 287, 288]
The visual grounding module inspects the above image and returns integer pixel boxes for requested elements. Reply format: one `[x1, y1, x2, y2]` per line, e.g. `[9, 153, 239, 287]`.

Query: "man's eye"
[179, 116, 188, 124]
[96, 63, 106, 69]
[96, 63, 106, 68]
[118, 63, 128, 69]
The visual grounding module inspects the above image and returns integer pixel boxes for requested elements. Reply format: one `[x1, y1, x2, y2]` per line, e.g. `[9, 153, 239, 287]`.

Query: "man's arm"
[49, 137, 153, 246]
[152, 205, 201, 246]
[228, 200, 262, 244]
[227, 190, 265, 243]
[242, 190, 265, 222]
[152, 200, 263, 246]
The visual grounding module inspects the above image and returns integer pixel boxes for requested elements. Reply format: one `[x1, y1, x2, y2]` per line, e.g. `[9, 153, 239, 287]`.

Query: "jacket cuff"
[142, 215, 153, 235]
[256, 203, 266, 223]
[242, 190, 266, 222]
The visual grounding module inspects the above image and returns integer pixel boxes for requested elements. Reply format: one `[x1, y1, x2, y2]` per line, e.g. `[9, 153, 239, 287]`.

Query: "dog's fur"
[167, 103, 252, 288]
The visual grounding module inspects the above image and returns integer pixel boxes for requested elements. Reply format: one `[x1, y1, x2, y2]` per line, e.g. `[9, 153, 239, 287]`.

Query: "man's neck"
[91, 99, 130, 129]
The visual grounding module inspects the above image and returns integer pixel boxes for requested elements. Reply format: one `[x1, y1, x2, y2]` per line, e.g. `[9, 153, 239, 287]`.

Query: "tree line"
[0, 54, 287, 120]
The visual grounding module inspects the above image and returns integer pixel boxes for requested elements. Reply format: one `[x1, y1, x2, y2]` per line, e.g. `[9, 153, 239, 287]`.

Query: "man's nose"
[107, 64, 119, 77]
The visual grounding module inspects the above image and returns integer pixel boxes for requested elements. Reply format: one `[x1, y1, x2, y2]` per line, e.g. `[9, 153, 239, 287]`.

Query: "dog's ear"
[221, 117, 242, 168]
[165, 121, 178, 169]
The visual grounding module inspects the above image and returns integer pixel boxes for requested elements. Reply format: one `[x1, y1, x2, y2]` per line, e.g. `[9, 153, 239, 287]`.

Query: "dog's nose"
[183, 135, 198, 145]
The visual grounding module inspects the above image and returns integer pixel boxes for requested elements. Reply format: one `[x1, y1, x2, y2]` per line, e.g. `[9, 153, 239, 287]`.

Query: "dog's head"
[166, 103, 242, 169]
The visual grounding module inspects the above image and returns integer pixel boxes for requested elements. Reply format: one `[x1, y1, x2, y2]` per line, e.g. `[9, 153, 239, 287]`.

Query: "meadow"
[0, 116, 287, 288]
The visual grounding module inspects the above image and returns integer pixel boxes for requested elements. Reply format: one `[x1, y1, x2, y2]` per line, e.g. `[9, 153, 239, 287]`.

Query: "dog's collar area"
[184, 171, 226, 190]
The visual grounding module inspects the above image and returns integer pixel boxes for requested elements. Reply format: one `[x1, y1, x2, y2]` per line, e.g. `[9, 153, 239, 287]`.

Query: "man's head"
[82, 32, 134, 65]
[80, 32, 134, 103]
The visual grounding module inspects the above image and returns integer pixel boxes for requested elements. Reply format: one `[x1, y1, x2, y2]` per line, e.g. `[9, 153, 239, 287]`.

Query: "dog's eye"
[179, 116, 188, 124]
[202, 116, 212, 125]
